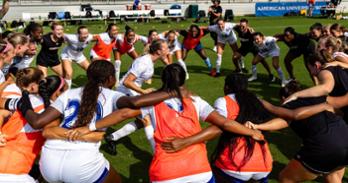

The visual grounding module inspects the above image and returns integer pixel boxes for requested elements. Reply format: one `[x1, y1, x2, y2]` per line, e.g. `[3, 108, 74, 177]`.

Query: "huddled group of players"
[1, 14, 348, 183]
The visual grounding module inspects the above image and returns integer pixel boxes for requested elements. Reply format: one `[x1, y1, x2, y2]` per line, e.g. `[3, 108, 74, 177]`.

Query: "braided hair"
[39, 75, 65, 108]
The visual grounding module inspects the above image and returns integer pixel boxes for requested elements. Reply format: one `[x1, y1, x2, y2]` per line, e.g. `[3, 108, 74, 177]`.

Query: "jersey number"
[61, 100, 103, 129]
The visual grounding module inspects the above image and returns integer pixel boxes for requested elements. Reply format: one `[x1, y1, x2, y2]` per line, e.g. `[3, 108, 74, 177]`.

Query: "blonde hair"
[7, 33, 29, 47]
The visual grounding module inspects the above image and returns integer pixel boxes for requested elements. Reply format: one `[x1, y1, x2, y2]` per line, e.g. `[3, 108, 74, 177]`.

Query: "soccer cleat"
[248, 75, 257, 82]
[233, 69, 243, 74]
[103, 134, 117, 156]
[268, 74, 276, 83]
[215, 72, 221, 77]
[210, 68, 217, 77]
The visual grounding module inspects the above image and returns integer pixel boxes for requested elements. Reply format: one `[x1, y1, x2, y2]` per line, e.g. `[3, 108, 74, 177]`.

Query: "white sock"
[216, 54, 222, 73]
[177, 59, 188, 73]
[204, 57, 212, 69]
[65, 79, 72, 89]
[144, 125, 155, 151]
[114, 60, 121, 87]
[252, 64, 257, 77]
[239, 58, 245, 69]
[110, 121, 138, 141]
[276, 67, 286, 81]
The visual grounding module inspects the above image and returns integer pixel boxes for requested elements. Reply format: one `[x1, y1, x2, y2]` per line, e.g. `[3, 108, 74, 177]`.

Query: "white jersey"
[2, 83, 21, 99]
[117, 54, 154, 96]
[255, 36, 279, 58]
[12, 55, 35, 70]
[208, 23, 237, 40]
[0, 70, 5, 83]
[213, 94, 237, 118]
[47, 87, 125, 150]
[141, 96, 215, 129]
[158, 33, 181, 54]
[61, 34, 93, 62]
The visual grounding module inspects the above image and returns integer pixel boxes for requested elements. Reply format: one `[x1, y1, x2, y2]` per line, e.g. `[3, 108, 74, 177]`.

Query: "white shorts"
[40, 146, 110, 183]
[116, 84, 140, 96]
[221, 169, 270, 181]
[259, 48, 280, 58]
[61, 47, 87, 64]
[90, 49, 111, 61]
[217, 35, 237, 45]
[0, 174, 36, 183]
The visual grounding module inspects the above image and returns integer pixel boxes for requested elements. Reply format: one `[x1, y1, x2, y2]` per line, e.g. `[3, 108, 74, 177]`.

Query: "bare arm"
[43, 120, 105, 142]
[0, 0, 9, 20]
[205, 111, 263, 140]
[123, 73, 149, 94]
[116, 90, 176, 109]
[161, 125, 222, 153]
[261, 99, 333, 120]
[284, 70, 334, 103]
[24, 107, 62, 129]
[253, 118, 289, 131]
[327, 94, 348, 109]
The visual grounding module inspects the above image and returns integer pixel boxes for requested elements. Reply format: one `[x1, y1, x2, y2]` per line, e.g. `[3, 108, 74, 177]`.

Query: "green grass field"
[41, 16, 348, 182]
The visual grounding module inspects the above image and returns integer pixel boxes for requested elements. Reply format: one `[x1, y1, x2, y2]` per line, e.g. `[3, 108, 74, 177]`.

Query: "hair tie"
[1, 42, 13, 54]
[56, 77, 65, 93]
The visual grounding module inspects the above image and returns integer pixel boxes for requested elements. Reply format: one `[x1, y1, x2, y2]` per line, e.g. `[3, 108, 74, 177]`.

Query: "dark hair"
[308, 50, 329, 66]
[50, 22, 62, 30]
[16, 67, 43, 88]
[213, 73, 271, 171]
[279, 80, 301, 98]
[39, 75, 65, 107]
[284, 27, 296, 35]
[106, 23, 117, 32]
[159, 63, 185, 101]
[1, 30, 13, 39]
[189, 24, 200, 31]
[77, 26, 88, 34]
[23, 22, 42, 36]
[240, 18, 248, 23]
[125, 25, 135, 36]
[252, 31, 264, 38]
[148, 29, 157, 37]
[310, 22, 323, 31]
[75, 60, 115, 127]
[149, 39, 165, 54]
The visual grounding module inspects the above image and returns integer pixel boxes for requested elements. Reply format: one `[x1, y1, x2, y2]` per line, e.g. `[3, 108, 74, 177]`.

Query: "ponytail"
[75, 60, 115, 127]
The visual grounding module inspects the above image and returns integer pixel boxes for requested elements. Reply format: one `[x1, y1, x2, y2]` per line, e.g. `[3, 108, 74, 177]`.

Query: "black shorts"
[36, 56, 61, 68]
[238, 44, 258, 56]
[295, 120, 348, 174]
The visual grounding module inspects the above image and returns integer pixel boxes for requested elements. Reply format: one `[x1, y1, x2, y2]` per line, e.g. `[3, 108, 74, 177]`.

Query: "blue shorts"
[183, 42, 203, 52]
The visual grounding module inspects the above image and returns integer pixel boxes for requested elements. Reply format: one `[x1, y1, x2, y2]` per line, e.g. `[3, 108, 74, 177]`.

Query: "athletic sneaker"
[248, 75, 257, 82]
[186, 73, 190, 80]
[241, 68, 248, 74]
[215, 72, 221, 77]
[268, 74, 276, 82]
[103, 134, 117, 156]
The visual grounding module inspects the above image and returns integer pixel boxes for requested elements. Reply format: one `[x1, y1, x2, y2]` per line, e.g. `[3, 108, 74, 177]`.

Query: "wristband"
[88, 122, 97, 132]
[5, 98, 19, 111]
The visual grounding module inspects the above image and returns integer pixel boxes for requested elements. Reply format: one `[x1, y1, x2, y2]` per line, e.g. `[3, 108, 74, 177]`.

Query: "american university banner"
[255, 1, 327, 16]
